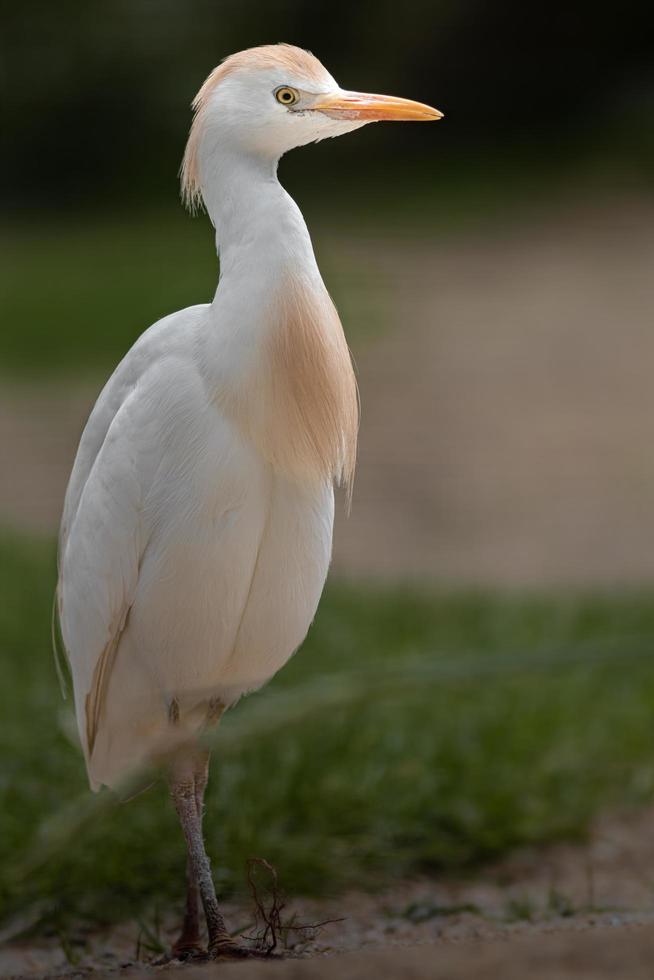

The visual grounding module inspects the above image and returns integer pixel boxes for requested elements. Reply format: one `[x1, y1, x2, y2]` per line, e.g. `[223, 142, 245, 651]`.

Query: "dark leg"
[172, 856, 202, 957]
[170, 748, 240, 957]
[171, 751, 209, 957]
[168, 691, 271, 959]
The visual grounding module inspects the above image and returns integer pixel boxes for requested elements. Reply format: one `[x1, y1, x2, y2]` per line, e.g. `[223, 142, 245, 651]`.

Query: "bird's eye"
[275, 86, 299, 107]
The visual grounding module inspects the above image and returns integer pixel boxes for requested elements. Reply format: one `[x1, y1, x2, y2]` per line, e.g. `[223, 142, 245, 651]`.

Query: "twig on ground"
[244, 857, 345, 954]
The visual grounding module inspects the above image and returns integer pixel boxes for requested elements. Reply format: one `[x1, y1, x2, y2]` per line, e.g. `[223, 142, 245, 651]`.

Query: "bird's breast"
[213, 274, 358, 494]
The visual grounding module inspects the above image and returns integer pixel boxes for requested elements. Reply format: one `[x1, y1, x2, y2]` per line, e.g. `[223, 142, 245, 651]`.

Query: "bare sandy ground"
[4, 805, 654, 978]
[2, 196, 654, 587]
[144, 929, 654, 980]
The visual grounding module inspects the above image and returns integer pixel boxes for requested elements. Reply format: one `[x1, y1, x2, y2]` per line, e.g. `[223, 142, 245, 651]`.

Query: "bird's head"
[181, 43, 442, 210]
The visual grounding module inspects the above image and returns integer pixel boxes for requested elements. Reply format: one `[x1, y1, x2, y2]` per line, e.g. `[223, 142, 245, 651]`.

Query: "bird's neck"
[201, 150, 358, 493]
[204, 150, 319, 284]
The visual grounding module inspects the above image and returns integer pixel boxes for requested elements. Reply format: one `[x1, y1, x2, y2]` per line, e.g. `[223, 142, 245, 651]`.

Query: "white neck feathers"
[203, 152, 358, 496]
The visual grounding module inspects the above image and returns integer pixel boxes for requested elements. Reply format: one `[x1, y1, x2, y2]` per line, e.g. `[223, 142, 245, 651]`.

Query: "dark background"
[4, 0, 653, 212]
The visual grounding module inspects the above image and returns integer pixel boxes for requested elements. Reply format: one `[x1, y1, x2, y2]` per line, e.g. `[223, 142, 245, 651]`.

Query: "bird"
[56, 43, 442, 960]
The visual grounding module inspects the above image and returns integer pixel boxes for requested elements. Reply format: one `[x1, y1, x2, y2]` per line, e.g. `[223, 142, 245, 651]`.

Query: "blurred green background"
[2, 0, 654, 953]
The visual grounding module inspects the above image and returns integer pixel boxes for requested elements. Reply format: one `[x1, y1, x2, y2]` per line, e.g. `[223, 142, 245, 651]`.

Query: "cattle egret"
[57, 43, 442, 959]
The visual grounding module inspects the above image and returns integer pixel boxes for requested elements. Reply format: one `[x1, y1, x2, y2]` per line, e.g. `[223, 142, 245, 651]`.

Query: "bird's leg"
[172, 857, 202, 957]
[171, 750, 208, 957]
[171, 748, 261, 959]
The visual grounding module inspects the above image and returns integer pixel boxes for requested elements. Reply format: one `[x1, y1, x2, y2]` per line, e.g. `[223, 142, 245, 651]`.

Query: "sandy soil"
[4, 805, 654, 978]
[3, 196, 654, 587]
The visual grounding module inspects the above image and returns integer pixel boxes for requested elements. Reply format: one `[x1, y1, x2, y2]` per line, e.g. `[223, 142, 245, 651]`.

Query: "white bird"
[57, 43, 441, 960]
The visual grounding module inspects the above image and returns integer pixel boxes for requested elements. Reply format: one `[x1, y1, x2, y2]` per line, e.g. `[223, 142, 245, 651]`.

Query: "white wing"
[58, 305, 206, 559]
[59, 380, 153, 764]
[57, 306, 208, 768]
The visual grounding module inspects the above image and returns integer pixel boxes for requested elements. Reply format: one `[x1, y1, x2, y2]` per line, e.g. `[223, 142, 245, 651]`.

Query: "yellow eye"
[275, 86, 299, 107]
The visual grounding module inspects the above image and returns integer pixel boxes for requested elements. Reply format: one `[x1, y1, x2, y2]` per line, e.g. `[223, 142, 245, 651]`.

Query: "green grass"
[3, 531, 654, 937]
[0, 211, 215, 376]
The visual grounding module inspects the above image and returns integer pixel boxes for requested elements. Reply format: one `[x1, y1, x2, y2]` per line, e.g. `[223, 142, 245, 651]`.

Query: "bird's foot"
[208, 938, 272, 960]
[171, 940, 206, 962]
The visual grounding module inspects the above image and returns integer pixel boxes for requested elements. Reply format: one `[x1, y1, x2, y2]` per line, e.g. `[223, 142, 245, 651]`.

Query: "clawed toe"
[209, 940, 273, 960]
[171, 942, 207, 961]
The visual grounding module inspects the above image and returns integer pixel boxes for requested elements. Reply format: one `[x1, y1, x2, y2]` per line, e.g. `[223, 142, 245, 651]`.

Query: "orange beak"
[311, 90, 443, 123]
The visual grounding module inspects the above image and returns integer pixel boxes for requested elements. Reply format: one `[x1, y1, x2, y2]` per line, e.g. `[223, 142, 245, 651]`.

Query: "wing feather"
[56, 306, 210, 783]
[57, 378, 155, 765]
